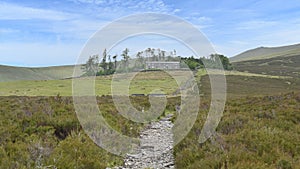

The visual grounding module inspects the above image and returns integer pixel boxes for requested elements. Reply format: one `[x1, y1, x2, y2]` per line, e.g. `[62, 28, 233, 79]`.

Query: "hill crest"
[0, 64, 83, 82]
[230, 43, 300, 62]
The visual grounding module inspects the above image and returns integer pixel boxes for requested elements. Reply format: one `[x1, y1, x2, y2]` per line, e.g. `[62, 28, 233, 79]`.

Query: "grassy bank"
[174, 92, 300, 168]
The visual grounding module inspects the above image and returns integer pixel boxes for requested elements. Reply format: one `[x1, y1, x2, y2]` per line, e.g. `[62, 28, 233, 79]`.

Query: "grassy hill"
[230, 43, 300, 62]
[233, 54, 300, 78]
[0, 64, 84, 82]
[0, 71, 183, 96]
[0, 69, 299, 99]
[231, 43, 300, 79]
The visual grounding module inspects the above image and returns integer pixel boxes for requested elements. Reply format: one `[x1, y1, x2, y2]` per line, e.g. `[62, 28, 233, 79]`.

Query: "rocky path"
[108, 114, 175, 169]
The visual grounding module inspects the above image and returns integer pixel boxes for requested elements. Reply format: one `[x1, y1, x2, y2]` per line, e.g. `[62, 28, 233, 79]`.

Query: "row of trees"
[82, 48, 179, 76]
[82, 48, 233, 76]
[181, 54, 233, 70]
[81, 49, 118, 76]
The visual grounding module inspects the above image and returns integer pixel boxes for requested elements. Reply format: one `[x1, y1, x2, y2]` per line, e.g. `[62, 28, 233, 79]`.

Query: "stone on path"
[107, 115, 175, 169]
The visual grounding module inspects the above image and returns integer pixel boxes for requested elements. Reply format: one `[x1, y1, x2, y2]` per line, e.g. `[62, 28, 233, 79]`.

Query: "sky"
[1, 0, 300, 67]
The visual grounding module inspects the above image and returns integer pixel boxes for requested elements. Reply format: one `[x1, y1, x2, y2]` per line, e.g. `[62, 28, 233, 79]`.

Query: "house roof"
[145, 61, 180, 64]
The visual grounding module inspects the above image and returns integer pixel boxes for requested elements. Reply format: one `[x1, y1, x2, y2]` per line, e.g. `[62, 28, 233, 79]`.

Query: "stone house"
[145, 61, 180, 70]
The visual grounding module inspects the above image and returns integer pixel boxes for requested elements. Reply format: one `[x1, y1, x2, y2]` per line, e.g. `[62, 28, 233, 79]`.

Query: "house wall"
[145, 61, 180, 70]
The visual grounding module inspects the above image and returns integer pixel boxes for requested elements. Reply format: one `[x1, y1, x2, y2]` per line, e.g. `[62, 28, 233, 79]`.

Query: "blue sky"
[1, 0, 300, 66]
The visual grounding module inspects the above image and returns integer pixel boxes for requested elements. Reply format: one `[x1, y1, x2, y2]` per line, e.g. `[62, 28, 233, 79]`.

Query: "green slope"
[0, 71, 179, 96]
[233, 54, 300, 78]
[230, 43, 300, 62]
[0, 64, 83, 82]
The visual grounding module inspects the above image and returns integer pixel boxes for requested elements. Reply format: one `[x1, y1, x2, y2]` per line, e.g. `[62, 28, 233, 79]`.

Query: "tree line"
[82, 48, 233, 76]
[181, 54, 233, 70]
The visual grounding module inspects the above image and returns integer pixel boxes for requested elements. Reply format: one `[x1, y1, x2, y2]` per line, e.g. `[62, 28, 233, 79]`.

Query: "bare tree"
[82, 55, 99, 76]
[121, 48, 130, 71]
[136, 51, 144, 68]
[161, 50, 166, 61]
[108, 54, 114, 70]
[112, 54, 117, 70]
[100, 48, 107, 71]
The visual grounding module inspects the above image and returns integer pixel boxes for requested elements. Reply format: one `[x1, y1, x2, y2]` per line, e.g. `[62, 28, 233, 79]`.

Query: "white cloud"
[69, 0, 176, 14]
[236, 20, 278, 30]
[0, 2, 111, 41]
[44, 19, 109, 40]
[0, 28, 20, 34]
[184, 15, 213, 30]
[0, 2, 74, 20]
[173, 9, 181, 13]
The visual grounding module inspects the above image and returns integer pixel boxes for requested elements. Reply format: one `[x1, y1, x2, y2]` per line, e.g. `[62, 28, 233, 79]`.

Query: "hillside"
[233, 54, 300, 78]
[0, 64, 84, 82]
[230, 43, 300, 62]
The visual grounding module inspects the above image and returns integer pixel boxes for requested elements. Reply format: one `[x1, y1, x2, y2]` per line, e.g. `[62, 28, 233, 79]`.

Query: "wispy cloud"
[69, 0, 178, 14]
[0, 2, 74, 20]
[184, 15, 213, 29]
[236, 20, 278, 30]
[0, 2, 109, 42]
[0, 28, 20, 34]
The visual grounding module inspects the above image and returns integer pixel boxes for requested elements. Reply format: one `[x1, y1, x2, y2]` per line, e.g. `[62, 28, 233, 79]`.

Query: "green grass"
[0, 79, 73, 96]
[0, 71, 181, 96]
[0, 69, 296, 97]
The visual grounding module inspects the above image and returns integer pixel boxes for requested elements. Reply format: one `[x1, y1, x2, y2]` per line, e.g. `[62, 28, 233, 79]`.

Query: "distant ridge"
[0, 64, 83, 82]
[230, 43, 300, 62]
